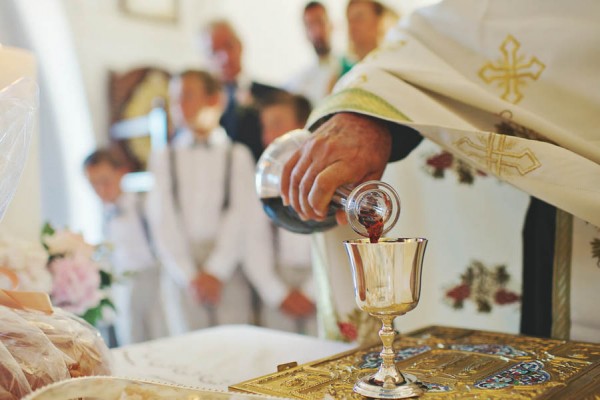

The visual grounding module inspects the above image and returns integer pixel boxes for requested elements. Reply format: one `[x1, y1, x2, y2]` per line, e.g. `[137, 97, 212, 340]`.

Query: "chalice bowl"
[344, 238, 428, 399]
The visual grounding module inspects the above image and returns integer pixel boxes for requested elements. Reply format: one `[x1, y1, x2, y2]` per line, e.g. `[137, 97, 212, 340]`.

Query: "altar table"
[110, 324, 353, 391]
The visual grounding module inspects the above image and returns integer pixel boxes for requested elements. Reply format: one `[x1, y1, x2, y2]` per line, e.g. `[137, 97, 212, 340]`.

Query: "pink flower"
[49, 255, 102, 315]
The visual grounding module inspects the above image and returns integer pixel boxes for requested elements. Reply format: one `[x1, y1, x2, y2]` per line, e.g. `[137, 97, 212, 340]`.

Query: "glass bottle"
[256, 129, 400, 239]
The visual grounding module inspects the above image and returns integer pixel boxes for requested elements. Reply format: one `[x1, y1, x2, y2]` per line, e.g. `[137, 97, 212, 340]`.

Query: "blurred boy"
[84, 149, 166, 345]
[148, 70, 305, 334]
[259, 92, 317, 335]
[260, 92, 312, 148]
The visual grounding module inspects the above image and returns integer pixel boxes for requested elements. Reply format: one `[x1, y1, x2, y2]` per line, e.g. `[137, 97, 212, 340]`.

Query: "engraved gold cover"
[230, 326, 600, 399]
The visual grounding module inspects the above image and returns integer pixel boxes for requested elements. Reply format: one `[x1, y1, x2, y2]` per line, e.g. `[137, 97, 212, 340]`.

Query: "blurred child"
[84, 149, 166, 345]
[259, 92, 317, 335]
[148, 70, 304, 334]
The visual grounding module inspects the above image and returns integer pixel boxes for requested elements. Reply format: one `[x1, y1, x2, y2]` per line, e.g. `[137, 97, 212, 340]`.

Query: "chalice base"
[353, 372, 424, 399]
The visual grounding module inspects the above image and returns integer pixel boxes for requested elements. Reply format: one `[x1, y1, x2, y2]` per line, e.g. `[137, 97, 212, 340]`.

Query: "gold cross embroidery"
[454, 134, 541, 177]
[478, 35, 545, 104]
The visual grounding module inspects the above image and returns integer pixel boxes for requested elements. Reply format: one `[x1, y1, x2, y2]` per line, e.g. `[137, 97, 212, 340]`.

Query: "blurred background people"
[84, 149, 167, 346]
[286, 1, 340, 106]
[258, 92, 316, 335]
[200, 19, 284, 162]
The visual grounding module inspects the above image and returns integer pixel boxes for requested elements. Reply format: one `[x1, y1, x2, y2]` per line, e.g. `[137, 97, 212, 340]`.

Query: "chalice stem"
[374, 315, 405, 387]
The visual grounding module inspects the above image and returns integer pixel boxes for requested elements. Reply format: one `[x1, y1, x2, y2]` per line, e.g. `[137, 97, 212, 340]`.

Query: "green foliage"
[40, 222, 55, 251]
[41, 222, 56, 237]
[81, 298, 115, 327]
[99, 270, 113, 288]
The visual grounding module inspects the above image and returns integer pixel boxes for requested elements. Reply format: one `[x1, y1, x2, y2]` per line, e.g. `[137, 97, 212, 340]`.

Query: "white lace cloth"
[110, 324, 354, 391]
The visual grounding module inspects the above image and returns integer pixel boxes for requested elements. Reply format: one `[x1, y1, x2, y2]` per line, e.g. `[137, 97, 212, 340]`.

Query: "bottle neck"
[331, 184, 354, 209]
[334, 181, 400, 239]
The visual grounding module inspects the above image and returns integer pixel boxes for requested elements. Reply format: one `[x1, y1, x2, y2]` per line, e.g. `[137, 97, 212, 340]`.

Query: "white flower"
[43, 229, 95, 259]
[0, 233, 52, 292]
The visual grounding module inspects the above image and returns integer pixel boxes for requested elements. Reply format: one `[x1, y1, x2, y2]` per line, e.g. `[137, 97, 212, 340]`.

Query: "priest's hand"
[280, 289, 315, 317]
[280, 112, 391, 223]
[190, 272, 222, 305]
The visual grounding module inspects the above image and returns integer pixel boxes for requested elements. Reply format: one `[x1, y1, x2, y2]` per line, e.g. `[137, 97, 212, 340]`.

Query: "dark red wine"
[358, 211, 384, 243]
[261, 197, 338, 234]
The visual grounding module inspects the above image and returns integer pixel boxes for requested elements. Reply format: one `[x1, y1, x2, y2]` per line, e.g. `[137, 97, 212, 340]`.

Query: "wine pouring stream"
[256, 129, 428, 398]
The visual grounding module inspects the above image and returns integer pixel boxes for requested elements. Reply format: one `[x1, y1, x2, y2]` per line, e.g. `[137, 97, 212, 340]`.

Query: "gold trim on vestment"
[551, 210, 573, 340]
[307, 87, 411, 127]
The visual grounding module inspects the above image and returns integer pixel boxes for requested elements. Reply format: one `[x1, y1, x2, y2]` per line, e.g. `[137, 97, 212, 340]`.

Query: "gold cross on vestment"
[479, 35, 545, 104]
[454, 134, 541, 177]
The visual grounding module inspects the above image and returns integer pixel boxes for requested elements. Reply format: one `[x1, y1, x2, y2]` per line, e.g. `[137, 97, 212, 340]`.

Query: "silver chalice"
[344, 238, 428, 399]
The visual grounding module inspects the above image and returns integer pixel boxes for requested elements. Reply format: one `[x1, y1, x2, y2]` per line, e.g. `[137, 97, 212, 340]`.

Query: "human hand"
[280, 112, 391, 222]
[190, 272, 222, 305]
[280, 289, 315, 317]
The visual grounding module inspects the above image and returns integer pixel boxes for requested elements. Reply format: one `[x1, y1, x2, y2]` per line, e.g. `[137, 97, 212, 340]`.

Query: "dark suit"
[221, 81, 284, 162]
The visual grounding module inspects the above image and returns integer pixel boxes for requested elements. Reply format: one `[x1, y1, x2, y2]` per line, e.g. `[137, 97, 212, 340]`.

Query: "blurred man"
[258, 92, 316, 334]
[200, 20, 283, 161]
[286, 2, 340, 106]
[84, 149, 166, 345]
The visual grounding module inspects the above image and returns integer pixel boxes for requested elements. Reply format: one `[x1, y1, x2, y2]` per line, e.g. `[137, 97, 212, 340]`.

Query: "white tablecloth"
[110, 325, 354, 391]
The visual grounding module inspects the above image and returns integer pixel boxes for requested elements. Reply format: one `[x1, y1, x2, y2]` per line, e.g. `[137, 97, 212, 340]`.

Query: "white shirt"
[275, 228, 315, 301]
[105, 192, 156, 274]
[148, 127, 288, 307]
[286, 54, 341, 107]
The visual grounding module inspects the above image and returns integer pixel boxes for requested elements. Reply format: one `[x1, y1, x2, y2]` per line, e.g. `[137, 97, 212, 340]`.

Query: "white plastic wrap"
[0, 305, 112, 400]
[0, 77, 38, 222]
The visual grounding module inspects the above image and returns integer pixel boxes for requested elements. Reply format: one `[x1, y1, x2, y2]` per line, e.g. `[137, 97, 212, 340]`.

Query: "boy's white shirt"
[105, 191, 156, 274]
[147, 126, 288, 308]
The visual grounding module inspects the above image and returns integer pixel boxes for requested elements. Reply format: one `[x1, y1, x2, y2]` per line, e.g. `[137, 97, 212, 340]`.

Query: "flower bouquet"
[41, 223, 115, 327]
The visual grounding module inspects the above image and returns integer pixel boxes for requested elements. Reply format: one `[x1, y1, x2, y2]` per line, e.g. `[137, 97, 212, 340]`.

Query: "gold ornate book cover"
[230, 326, 600, 399]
